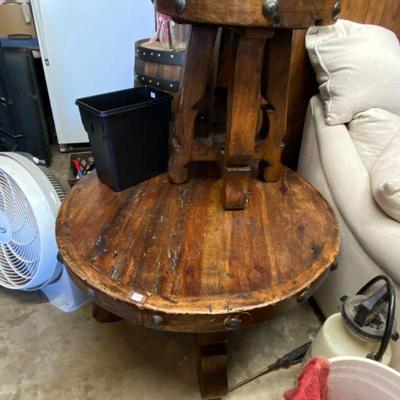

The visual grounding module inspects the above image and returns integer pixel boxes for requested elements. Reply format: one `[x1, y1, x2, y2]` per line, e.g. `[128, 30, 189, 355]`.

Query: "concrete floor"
[0, 147, 322, 400]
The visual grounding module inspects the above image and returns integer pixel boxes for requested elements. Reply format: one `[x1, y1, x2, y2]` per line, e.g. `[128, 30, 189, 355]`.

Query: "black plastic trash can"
[76, 86, 171, 191]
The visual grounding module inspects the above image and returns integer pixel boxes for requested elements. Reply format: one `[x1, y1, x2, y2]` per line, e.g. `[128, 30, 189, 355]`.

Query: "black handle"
[355, 285, 388, 326]
[357, 275, 396, 362]
[273, 341, 312, 369]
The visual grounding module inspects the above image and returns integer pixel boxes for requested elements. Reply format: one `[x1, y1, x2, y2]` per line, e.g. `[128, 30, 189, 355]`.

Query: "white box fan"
[0, 152, 87, 311]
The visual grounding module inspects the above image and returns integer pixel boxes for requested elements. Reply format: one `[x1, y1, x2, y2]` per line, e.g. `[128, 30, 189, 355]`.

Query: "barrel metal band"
[135, 39, 186, 66]
[135, 73, 180, 92]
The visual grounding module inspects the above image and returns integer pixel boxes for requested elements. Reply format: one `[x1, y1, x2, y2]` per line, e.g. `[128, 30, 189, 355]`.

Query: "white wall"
[32, 0, 154, 144]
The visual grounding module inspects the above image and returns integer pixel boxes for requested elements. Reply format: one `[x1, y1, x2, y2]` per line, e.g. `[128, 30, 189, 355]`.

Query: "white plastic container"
[310, 313, 392, 365]
[328, 356, 400, 400]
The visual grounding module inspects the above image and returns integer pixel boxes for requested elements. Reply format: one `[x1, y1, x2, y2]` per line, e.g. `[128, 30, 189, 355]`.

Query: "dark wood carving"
[223, 29, 273, 209]
[57, 169, 339, 398]
[161, 0, 338, 209]
[57, 169, 339, 333]
[60, 1, 387, 397]
[154, 0, 337, 28]
[261, 29, 293, 182]
[168, 25, 218, 184]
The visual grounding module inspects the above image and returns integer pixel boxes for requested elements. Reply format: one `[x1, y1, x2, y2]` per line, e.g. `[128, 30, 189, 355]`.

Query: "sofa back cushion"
[371, 134, 400, 222]
[306, 19, 400, 125]
[349, 108, 400, 172]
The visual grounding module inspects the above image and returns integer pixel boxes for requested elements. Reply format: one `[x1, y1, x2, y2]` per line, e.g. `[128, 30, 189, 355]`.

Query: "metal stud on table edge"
[175, 0, 186, 13]
[332, 1, 341, 20]
[262, 0, 281, 25]
[152, 315, 164, 327]
[225, 317, 242, 329]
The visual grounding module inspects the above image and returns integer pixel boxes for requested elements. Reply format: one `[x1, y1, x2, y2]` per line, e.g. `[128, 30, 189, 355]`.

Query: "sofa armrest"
[310, 96, 400, 284]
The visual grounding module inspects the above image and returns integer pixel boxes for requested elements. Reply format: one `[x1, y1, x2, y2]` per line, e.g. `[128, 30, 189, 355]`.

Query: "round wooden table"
[57, 168, 339, 398]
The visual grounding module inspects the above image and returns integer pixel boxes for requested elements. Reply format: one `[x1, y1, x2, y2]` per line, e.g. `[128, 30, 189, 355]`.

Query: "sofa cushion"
[349, 108, 400, 172]
[299, 96, 400, 370]
[371, 134, 400, 222]
[306, 19, 400, 125]
[303, 96, 400, 284]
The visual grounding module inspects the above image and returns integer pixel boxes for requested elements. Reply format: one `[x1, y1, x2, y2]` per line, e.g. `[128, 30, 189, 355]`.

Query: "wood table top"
[154, 0, 338, 28]
[56, 169, 339, 332]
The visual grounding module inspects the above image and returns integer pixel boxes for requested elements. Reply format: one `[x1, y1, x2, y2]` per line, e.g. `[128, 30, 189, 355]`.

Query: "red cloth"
[284, 357, 330, 400]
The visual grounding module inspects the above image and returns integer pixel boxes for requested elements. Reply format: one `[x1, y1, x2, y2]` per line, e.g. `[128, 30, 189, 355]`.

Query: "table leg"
[92, 303, 122, 323]
[168, 25, 218, 184]
[261, 29, 293, 182]
[195, 332, 229, 399]
[223, 29, 272, 210]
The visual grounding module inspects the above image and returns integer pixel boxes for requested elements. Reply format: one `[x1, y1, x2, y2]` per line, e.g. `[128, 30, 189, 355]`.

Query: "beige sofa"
[298, 95, 400, 370]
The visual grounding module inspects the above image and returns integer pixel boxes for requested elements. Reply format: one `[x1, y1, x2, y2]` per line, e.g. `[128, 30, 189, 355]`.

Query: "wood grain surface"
[223, 29, 272, 210]
[57, 168, 339, 332]
[135, 58, 182, 84]
[341, 0, 400, 35]
[134, 39, 185, 93]
[168, 25, 218, 184]
[261, 29, 293, 182]
[155, 0, 338, 28]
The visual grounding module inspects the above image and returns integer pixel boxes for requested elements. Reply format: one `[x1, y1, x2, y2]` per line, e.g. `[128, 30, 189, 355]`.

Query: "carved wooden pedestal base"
[91, 305, 229, 399]
[196, 333, 229, 399]
[57, 170, 339, 399]
[169, 26, 280, 211]
[157, 0, 338, 211]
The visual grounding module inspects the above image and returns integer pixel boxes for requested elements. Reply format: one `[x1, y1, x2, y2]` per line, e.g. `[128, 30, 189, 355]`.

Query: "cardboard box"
[0, 3, 36, 38]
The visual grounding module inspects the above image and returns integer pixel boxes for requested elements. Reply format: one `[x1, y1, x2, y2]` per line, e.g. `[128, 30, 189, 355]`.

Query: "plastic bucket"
[328, 356, 400, 399]
[76, 86, 171, 191]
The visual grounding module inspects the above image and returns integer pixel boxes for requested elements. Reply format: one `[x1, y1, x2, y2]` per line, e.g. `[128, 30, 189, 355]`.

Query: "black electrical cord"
[357, 275, 396, 362]
[228, 342, 312, 393]
[229, 276, 396, 393]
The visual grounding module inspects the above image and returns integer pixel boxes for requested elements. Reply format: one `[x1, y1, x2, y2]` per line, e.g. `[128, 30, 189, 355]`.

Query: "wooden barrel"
[134, 39, 186, 93]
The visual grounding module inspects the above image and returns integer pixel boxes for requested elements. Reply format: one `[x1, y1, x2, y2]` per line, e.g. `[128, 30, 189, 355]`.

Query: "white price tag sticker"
[131, 291, 146, 303]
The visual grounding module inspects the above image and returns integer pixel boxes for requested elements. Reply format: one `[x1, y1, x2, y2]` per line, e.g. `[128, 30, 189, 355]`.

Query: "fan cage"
[0, 153, 66, 289]
[38, 165, 66, 202]
[0, 169, 40, 288]
[18, 152, 66, 202]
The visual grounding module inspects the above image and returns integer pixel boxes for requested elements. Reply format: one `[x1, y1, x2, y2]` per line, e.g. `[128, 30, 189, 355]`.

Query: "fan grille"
[0, 169, 40, 287]
[38, 166, 66, 202]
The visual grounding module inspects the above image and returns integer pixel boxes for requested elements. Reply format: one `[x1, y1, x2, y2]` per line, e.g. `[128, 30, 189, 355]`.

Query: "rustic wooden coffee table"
[58, 2, 340, 398]
[56, 168, 339, 399]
